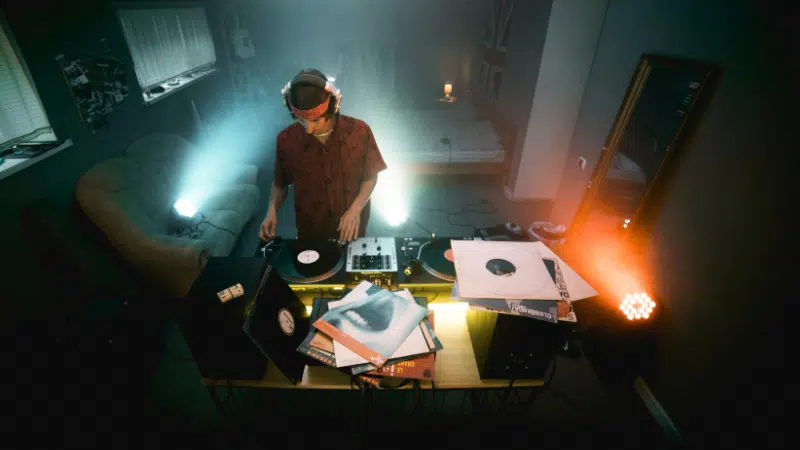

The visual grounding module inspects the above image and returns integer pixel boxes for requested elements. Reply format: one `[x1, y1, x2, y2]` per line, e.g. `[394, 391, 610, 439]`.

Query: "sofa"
[75, 133, 260, 298]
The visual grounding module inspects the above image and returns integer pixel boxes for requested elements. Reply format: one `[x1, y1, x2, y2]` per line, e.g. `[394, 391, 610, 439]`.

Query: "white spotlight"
[373, 167, 408, 227]
[174, 198, 198, 218]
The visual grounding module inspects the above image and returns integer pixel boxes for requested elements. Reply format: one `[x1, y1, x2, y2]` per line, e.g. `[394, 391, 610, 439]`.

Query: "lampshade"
[444, 83, 453, 96]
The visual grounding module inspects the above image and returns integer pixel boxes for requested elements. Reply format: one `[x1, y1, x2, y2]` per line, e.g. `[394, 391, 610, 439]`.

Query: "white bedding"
[364, 102, 505, 165]
[606, 152, 647, 184]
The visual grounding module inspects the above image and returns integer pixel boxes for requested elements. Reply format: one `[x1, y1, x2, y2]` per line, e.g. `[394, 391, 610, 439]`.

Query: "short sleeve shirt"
[274, 115, 387, 240]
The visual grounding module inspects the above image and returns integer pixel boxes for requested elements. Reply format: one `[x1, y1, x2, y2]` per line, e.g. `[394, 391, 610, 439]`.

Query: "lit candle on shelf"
[444, 83, 453, 99]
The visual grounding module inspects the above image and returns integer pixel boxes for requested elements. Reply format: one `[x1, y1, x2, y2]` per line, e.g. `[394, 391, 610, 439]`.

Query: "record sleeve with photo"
[450, 240, 562, 300]
[313, 287, 428, 368]
[364, 312, 438, 380]
[296, 283, 380, 366]
[333, 289, 442, 368]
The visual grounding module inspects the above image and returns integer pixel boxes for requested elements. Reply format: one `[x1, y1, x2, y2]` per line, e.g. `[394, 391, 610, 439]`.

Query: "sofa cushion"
[193, 183, 260, 256]
[77, 171, 212, 298]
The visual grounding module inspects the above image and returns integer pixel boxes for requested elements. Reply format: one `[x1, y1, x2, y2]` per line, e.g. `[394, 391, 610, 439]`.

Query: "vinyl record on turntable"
[274, 239, 344, 283]
[419, 238, 456, 281]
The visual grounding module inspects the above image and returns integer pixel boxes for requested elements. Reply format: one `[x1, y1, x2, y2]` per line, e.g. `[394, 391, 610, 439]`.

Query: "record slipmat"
[273, 239, 344, 284]
[418, 238, 456, 282]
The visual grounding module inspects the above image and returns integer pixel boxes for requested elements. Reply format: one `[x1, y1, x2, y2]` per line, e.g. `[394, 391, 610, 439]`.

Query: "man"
[259, 69, 387, 242]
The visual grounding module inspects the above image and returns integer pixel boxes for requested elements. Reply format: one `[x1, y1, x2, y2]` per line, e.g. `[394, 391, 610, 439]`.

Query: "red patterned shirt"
[274, 115, 387, 240]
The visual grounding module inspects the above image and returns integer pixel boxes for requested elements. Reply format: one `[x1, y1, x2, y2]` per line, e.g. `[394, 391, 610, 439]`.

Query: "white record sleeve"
[450, 240, 562, 300]
[530, 241, 599, 302]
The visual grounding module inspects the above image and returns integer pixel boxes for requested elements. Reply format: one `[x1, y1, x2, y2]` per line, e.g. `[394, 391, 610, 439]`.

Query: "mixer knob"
[404, 266, 412, 276]
[377, 246, 381, 252]
[362, 243, 367, 249]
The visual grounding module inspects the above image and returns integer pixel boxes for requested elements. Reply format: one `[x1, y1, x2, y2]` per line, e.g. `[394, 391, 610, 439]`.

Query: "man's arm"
[348, 177, 378, 213]
[268, 183, 288, 215]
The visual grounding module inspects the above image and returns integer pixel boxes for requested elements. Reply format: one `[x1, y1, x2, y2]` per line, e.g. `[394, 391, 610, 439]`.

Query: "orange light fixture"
[619, 292, 655, 321]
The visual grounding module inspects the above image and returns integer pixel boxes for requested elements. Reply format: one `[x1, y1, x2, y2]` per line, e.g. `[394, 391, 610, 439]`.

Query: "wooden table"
[202, 294, 544, 391]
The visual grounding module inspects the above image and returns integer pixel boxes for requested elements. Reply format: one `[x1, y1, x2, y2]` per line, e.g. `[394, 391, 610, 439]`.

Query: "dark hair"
[286, 69, 338, 119]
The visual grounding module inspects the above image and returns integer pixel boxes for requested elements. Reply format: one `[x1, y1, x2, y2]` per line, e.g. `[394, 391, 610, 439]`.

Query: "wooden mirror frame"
[568, 54, 719, 242]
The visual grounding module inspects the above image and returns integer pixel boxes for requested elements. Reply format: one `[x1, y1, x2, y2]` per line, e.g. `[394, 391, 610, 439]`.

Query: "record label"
[297, 250, 320, 265]
[444, 249, 454, 262]
[278, 308, 295, 336]
[486, 258, 516, 277]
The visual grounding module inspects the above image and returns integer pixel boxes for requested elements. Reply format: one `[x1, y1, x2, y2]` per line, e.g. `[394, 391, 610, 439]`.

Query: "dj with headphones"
[259, 69, 387, 242]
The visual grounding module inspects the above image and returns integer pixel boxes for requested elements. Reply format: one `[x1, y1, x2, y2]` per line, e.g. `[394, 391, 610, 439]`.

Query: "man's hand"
[338, 207, 361, 242]
[259, 209, 278, 242]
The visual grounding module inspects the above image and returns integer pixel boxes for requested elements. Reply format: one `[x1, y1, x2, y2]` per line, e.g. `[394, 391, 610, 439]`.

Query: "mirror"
[571, 54, 718, 240]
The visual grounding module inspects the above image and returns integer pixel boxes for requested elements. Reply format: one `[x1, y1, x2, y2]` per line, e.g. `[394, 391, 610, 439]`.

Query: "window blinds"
[118, 7, 217, 91]
[0, 22, 55, 148]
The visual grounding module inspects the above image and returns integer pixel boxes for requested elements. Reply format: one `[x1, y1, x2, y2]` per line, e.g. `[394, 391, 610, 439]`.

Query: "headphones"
[281, 69, 342, 117]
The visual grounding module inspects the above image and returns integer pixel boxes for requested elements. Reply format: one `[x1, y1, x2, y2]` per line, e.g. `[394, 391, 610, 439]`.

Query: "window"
[0, 18, 56, 149]
[117, 6, 216, 102]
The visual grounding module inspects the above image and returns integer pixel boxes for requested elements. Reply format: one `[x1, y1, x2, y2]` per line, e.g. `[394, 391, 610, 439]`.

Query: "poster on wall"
[56, 38, 129, 133]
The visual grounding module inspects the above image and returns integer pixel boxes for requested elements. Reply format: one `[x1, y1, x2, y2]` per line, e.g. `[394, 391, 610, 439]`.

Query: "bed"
[361, 101, 510, 175]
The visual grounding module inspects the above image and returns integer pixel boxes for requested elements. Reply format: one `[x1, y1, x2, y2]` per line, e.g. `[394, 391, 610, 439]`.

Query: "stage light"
[373, 167, 408, 227]
[174, 198, 198, 218]
[619, 292, 655, 321]
[623, 218, 631, 228]
[305, 305, 313, 315]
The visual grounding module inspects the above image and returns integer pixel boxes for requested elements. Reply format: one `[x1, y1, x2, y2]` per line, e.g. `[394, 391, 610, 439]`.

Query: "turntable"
[397, 236, 482, 290]
[259, 238, 348, 290]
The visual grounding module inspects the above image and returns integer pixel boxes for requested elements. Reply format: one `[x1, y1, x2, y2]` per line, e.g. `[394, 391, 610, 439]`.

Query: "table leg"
[206, 385, 224, 414]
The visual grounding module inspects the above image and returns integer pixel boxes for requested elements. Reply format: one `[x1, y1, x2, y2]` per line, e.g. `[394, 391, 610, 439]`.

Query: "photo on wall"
[56, 38, 129, 133]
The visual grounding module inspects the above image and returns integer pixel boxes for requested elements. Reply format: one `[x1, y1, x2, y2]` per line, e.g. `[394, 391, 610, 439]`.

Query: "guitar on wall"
[229, 12, 255, 60]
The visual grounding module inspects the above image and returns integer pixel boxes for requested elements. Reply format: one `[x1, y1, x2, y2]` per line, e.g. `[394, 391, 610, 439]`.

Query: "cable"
[412, 219, 435, 237]
[414, 199, 500, 234]
[175, 212, 238, 239]
[200, 220, 238, 236]
[197, 213, 238, 235]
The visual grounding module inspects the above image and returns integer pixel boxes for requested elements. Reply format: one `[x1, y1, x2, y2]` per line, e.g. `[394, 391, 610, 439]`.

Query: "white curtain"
[0, 21, 54, 148]
[118, 7, 216, 90]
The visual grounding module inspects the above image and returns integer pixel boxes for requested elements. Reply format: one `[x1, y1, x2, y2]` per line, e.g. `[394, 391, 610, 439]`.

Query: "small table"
[203, 295, 543, 391]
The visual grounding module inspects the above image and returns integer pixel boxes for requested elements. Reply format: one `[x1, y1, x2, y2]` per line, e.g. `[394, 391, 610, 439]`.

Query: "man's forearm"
[349, 177, 378, 212]
[269, 183, 288, 213]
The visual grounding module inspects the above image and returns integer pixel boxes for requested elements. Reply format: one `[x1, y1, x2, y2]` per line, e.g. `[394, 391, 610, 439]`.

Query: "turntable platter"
[273, 240, 344, 284]
[419, 238, 456, 282]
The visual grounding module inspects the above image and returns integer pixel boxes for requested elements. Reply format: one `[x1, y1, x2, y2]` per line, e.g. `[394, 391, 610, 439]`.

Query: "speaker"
[466, 308, 564, 380]
[179, 257, 272, 380]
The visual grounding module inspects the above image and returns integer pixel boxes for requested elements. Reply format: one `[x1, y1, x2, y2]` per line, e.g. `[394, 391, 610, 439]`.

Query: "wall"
[505, 0, 607, 200]
[486, 0, 552, 180]
[551, 0, 790, 444]
[227, 0, 484, 114]
[0, 0, 228, 311]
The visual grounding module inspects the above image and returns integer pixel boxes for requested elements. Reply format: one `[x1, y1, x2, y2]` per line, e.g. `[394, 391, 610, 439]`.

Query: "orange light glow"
[619, 292, 655, 321]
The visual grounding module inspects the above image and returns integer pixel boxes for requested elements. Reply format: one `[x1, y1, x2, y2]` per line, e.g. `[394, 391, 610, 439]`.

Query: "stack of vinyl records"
[449, 240, 601, 323]
[297, 281, 444, 387]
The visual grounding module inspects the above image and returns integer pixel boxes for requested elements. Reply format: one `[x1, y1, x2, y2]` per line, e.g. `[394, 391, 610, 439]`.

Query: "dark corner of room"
[1, 0, 789, 447]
